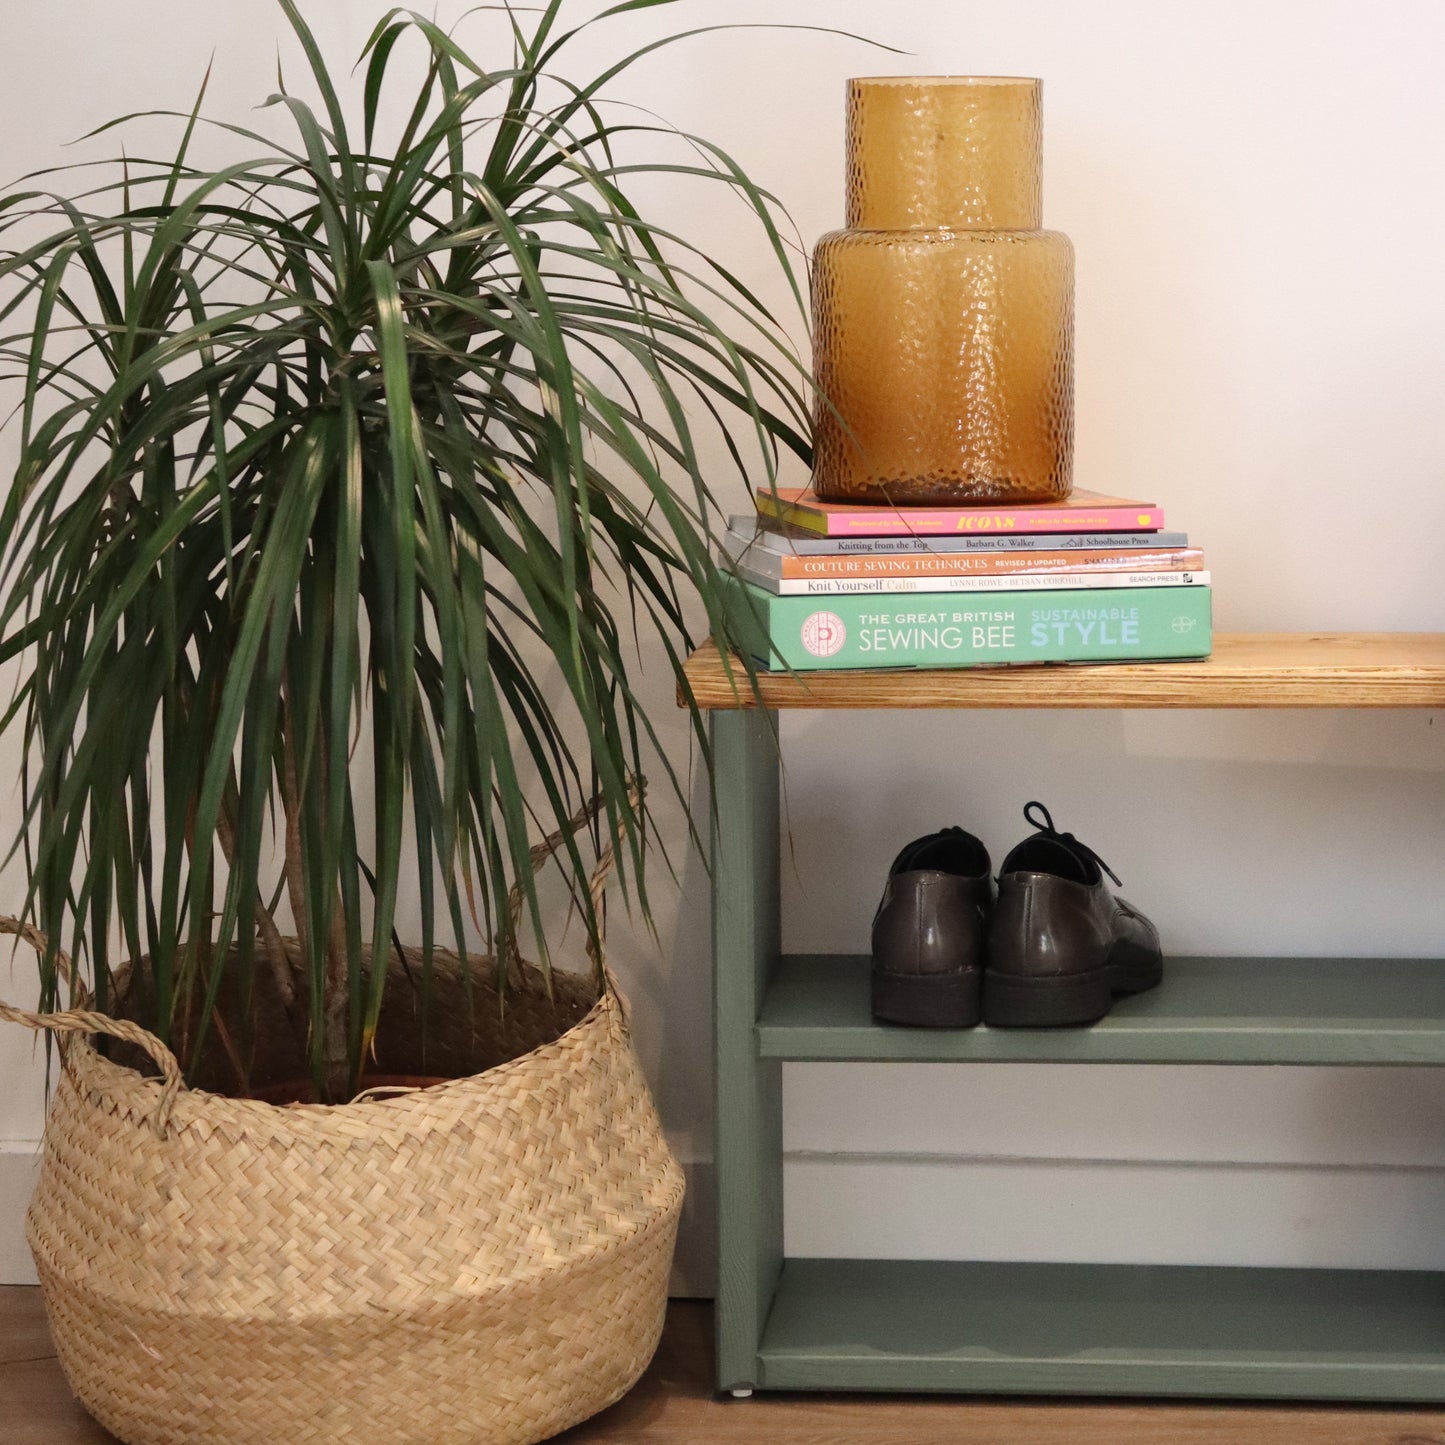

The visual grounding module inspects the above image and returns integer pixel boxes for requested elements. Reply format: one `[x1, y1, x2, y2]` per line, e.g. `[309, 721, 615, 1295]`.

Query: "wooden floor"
[6, 1287, 1445, 1443]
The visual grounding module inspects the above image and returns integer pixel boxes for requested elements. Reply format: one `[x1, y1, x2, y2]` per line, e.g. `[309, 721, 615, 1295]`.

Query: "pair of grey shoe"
[871, 802, 1163, 1029]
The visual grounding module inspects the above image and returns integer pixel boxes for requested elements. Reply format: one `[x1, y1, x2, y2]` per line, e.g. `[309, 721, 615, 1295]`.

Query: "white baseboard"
[671, 1158, 715, 1298]
[785, 1152, 1445, 1269]
[0, 1144, 39, 1284]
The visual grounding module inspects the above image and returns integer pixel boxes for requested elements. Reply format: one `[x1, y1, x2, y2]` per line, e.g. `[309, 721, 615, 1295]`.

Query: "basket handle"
[0, 917, 185, 1137]
[504, 776, 644, 976]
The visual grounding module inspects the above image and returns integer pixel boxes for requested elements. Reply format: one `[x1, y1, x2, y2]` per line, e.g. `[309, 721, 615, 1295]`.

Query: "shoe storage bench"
[685, 632, 1445, 1403]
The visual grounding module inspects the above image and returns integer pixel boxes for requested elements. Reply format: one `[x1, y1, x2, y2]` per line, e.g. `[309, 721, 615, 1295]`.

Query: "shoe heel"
[982, 967, 1110, 1028]
[871, 967, 981, 1028]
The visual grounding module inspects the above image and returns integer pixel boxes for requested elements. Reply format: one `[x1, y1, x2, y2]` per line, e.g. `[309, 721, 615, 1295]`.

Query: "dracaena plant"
[0, 0, 813, 1100]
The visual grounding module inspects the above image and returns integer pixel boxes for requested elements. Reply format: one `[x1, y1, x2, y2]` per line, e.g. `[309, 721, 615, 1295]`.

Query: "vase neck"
[845, 76, 1043, 231]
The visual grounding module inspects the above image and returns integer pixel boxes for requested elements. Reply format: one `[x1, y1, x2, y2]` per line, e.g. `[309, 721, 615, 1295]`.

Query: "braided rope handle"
[504, 777, 644, 957]
[504, 778, 644, 1027]
[0, 917, 185, 1136]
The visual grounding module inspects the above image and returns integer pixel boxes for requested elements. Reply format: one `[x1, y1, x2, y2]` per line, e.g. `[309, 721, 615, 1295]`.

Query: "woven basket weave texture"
[24, 950, 683, 1445]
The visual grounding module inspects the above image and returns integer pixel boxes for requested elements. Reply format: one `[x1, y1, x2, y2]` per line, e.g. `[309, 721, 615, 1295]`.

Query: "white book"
[726, 563, 1210, 596]
[725, 516, 1192, 555]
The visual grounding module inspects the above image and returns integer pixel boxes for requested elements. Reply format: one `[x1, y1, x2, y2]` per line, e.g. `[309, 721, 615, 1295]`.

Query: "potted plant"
[0, 2, 810, 1441]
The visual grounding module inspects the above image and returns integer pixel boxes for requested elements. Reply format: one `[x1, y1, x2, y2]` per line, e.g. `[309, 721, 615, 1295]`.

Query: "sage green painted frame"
[711, 708, 783, 1392]
[709, 705, 1445, 1401]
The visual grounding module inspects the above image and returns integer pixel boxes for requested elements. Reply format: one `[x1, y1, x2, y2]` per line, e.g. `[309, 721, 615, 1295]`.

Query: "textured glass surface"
[813, 77, 1075, 505]
[846, 75, 1043, 231]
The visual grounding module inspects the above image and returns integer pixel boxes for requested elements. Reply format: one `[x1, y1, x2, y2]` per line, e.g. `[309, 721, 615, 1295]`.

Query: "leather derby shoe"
[984, 801, 1162, 1027]
[872, 826, 993, 1028]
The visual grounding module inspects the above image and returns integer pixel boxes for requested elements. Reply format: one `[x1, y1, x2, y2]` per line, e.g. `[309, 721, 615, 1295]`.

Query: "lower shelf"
[755, 1258, 1445, 1400]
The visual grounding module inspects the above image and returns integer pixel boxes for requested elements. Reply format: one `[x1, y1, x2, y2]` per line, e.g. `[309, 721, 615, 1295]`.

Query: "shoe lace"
[1023, 800, 1122, 887]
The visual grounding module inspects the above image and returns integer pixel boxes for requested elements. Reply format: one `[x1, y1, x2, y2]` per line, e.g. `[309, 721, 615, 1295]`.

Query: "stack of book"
[722, 487, 1212, 671]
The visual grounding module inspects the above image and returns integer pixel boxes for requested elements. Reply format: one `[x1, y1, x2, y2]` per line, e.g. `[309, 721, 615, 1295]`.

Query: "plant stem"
[281, 693, 350, 1100]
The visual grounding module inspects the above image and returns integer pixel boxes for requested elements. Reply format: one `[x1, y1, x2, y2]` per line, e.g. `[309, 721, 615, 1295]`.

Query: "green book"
[726, 577, 1212, 671]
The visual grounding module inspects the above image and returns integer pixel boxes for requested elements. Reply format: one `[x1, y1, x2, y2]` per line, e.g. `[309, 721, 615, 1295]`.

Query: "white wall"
[2, 0, 1445, 1289]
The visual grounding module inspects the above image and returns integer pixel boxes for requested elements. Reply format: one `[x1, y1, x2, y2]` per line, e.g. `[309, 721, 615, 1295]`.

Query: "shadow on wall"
[780, 706, 1445, 959]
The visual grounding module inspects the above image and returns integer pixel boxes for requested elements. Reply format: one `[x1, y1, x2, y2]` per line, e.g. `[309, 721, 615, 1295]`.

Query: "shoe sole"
[982, 944, 1164, 1029]
[871, 965, 981, 1028]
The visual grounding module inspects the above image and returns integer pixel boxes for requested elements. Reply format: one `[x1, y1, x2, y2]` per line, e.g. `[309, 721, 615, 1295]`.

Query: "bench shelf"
[695, 633, 1445, 1401]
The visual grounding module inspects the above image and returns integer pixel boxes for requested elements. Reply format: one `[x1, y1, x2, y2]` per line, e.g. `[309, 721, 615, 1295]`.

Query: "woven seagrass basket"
[0, 826, 684, 1445]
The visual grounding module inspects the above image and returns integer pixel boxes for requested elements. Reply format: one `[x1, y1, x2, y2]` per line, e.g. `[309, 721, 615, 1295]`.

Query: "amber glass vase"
[812, 77, 1074, 504]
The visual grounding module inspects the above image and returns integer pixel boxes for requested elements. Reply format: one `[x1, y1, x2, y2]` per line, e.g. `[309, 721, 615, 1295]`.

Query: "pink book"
[754, 486, 1164, 538]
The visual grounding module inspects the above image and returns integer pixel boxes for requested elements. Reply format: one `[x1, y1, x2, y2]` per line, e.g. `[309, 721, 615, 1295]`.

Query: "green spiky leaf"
[0, 0, 823, 1100]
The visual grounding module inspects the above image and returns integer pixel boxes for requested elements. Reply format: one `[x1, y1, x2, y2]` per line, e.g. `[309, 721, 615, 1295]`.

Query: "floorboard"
[4, 1286, 1445, 1443]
